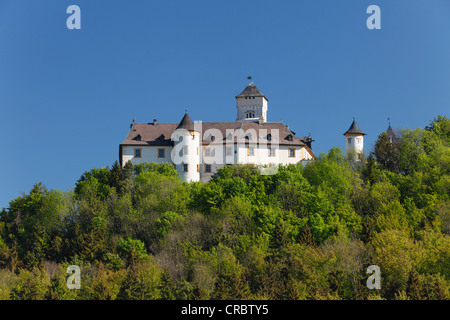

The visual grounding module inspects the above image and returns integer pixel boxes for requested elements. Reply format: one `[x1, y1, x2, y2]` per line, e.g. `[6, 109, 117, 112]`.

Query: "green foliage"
[155, 211, 184, 239]
[117, 237, 149, 265]
[117, 261, 163, 300]
[0, 115, 449, 300]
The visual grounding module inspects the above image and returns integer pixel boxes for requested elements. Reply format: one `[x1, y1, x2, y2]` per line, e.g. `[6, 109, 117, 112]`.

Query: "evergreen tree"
[373, 132, 401, 173]
[298, 224, 315, 247]
[406, 268, 423, 300]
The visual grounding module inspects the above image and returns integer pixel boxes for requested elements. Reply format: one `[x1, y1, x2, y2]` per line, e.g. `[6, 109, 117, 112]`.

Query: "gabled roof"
[122, 123, 177, 146]
[344, 119, 366, 136]
[176, 112, 196, 131]
[235, 82, 268, 100]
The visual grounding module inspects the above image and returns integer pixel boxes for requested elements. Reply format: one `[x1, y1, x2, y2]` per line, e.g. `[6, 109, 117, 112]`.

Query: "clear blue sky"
[0, 0, 449, 209]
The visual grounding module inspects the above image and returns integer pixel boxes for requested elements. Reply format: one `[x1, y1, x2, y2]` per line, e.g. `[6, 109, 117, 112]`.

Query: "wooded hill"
[0, 116, 449, 300]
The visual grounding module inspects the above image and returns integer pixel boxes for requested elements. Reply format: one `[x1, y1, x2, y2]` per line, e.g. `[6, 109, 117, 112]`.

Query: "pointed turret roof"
[236, 82, 268, 100]
[386, 123, 396, 138]
[344, 118, 366, 136]
[176, 112, 196, 131]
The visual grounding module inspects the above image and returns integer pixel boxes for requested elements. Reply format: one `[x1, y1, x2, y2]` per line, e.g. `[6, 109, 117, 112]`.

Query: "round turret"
[344, 117, 366, 160]
[171, 112, 201, 182]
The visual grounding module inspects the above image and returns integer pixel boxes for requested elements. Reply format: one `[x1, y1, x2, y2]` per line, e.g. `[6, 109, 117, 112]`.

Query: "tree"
[406, 268, 423, 300]
[370, 229, 422, 299]
[298, 224, 315, 247]
[425, 115, 450, 145]
[117, 237, 149, 266]
[373, 132, 401, 173]
[10, 267, 51, 300]
[117, 262, 162, 300]
[360, 153, 381, 186]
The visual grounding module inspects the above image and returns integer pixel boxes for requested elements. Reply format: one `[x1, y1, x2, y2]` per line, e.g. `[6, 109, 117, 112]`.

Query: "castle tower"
[172, 112, 201, 182]
[344, 117, 366, 160]
[236, 81, 268, 123]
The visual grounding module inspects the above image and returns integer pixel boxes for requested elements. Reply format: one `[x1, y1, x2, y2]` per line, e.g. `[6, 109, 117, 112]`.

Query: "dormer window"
[134, 134, 141, 141]
[286, 134, 293, 141]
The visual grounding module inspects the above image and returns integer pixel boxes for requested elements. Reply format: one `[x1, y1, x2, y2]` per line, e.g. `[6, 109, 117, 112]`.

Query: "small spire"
[185, 108, 188, 114]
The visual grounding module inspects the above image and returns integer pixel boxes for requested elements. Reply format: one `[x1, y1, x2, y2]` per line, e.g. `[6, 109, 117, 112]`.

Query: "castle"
[119, 81, 318, 182]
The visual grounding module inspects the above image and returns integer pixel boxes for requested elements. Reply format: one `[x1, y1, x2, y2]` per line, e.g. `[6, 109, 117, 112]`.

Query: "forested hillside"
[0, 116, 449, 300]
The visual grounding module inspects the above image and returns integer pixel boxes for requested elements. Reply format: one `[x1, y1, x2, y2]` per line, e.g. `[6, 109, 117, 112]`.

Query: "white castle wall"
[345, 134, 364, 157]
[121, 145, 173, 165]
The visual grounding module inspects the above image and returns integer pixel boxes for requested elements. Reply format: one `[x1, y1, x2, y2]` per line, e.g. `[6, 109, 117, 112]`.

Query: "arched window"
[246, 111, 255, 118]
[267, 133, 272, 141]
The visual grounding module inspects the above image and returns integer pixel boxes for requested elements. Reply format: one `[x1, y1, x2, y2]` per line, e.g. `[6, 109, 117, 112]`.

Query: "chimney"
[153, 119, 157, 125]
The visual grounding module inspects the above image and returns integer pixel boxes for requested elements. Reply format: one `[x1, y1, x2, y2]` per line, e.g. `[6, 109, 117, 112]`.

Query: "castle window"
[226, 147, 232, 156]
[347, 138, 352, 144]
[248, 146, 255, 156]
[267, 133, 272, 141]
[289, 148, 295, 158]
[269, 147, 276, 157]
[134, 148, 142, 158]
[182, 163, 188, 172]
[183, 146, 188, 155]
[205, 164, 211, 173]
[204, 148, 211, 157]
[158, 148, 165, 158]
